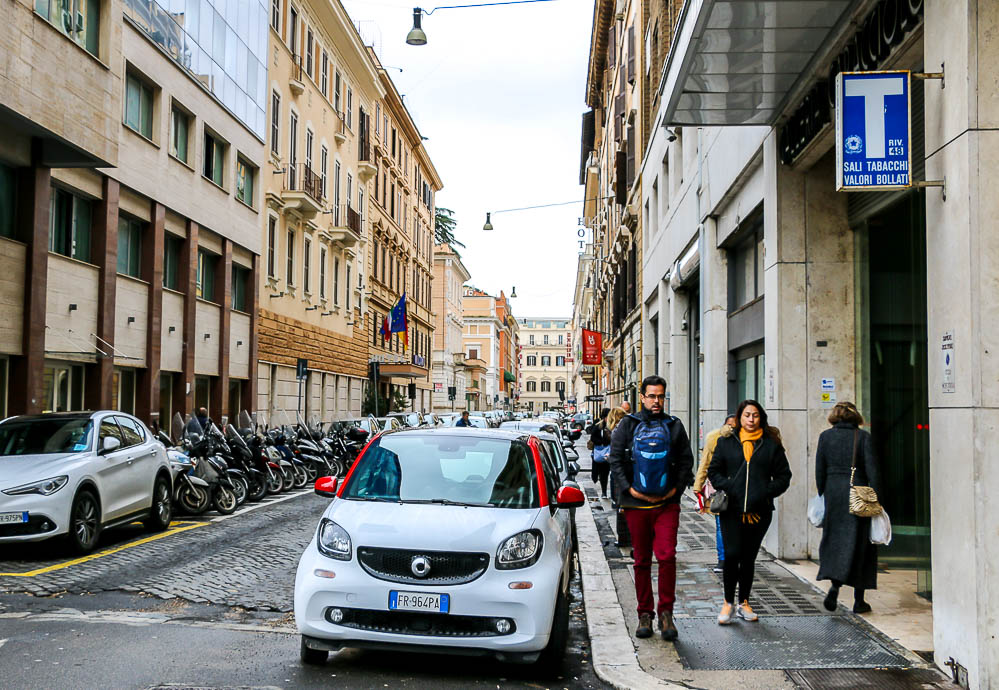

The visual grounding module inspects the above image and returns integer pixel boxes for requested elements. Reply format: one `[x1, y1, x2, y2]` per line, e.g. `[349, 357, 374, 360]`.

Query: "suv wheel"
[535, 584, 570, 676]
[143, 476, 173, 532]
[69, 490, 101, 554]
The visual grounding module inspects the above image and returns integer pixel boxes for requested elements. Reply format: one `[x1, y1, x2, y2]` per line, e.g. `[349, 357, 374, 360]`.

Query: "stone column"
[246, 252, 260, 415]
[699, 218, 729, 438]
[136, 200, 164, 426]
[923, 1, 999, 686]
[85, 176, 118, 411]
[174, 220, 199, 416]
[9, 142, 50, 415]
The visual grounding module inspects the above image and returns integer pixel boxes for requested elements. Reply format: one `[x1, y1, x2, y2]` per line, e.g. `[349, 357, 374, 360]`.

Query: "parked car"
[0, 411, 174, 553]
[386, 412, 423, 429]
[295, 428, 585, 672]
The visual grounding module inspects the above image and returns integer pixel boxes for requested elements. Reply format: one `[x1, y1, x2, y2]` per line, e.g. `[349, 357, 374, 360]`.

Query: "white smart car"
[0, 411, 173, 553]
[294, 428, 584, 673]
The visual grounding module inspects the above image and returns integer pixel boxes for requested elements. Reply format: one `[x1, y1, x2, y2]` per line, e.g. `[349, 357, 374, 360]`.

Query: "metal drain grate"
[673, 616, 911, 670]
[787, 668, 951, 689]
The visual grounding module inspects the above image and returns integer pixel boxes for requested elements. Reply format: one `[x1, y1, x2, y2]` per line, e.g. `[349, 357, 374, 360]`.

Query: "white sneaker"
[718, 603, 734, 625]
[737, 601, 758, 622]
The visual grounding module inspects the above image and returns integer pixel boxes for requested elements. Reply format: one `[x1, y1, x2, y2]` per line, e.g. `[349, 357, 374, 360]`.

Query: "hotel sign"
[835, 71, 911, 191]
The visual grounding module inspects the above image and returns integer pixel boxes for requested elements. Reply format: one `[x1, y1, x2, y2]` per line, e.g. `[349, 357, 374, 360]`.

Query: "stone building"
[431, 242, 470, 412]
[256, 0, 380, 422]
[518, 318, 572, 414]
[1, 0, 267, 426]
[460, 286, 511, 411]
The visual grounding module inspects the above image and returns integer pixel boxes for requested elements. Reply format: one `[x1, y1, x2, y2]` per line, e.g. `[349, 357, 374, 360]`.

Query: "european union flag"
[390, 293, 409, 350]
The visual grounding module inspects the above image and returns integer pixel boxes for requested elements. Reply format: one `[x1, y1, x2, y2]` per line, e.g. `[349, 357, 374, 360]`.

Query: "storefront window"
[112, 367, 136, 415]
[0, 163, 15, 239]
[41, 362, 85, 412]
[734, 353, 765, 403]
[194, 376, 211, 414]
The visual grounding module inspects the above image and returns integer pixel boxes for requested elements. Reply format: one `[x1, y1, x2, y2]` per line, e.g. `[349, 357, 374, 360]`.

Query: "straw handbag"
[849, 430, 882, 518]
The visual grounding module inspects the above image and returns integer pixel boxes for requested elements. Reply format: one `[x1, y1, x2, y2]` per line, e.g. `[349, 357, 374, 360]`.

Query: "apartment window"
[203, 131, 226, 187]
[390, 183, 395, 218]
[467, 348, 479, 360]
[391, 129, 396, 157]
[270, 92, 280, 155]
[235, 158, 255, 207]
[36, 0, 99, 56]
[334, 70, 342, 113]
[541, 355, 551, 366]
[163, 234, 182, 290]
[526, 355, 537, 366]
[305, 28, 313, 78]
[320, 51, 329, 98]
[346, 264, 352, 309]
[286, 229, 295, 285]
[271, 0, 280, 31]
[196, 249, 217, 301]
[555, 356, 566, 367]
[288, 6, 298, 55]
[555, 380, 566, 393]
[289, 112, 298, 183]
[541, 381, 551, 392]
[375, 103, 380, 134]
[124, 72, 154, 139]
[170, 106, 190, 163]
[319, 246, 327, 300]
[543, 334, 549, 344]
[303, 236, 312, 293]
[373, 240, 379, 280]
[346, 87, 353, 129]
[116, 217, 143, 278]
[49, 188, 92, 262]
[305, 129, 314, 174]
[731, 220, 765, 309]
[526, 380, 537, 392]
[333, 256, 340, 306]
[320, 146, 328, 198]
[232, 265, 250, 312]
[346, 174, 353, 211]
[380, 245, 386, 282]
[267, 216, 277, 278]
[558, 334, 564, 345]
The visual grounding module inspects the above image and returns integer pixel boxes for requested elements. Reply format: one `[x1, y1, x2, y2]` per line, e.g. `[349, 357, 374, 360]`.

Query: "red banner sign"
[581, 329, 602, 365]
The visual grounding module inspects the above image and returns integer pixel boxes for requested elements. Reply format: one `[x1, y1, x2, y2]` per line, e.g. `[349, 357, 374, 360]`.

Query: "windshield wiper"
[344, 496, 402, 503]
[403, 498, 491, 508]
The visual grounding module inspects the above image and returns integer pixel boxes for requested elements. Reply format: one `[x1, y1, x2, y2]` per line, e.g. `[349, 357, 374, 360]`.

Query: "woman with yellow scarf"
[707, 399, 792, 625]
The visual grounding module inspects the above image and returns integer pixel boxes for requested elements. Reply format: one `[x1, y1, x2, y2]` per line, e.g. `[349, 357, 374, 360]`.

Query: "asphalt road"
[0, 460, 606, 690]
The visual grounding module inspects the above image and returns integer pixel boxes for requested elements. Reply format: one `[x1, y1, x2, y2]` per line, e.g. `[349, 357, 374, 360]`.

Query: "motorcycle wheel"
[212, 486, 238, 515]
[247, 475, 267, 502]
[265, 472, 284, 494]
[231, 476, 248, 506]
[292, 464, 309, 489]
[332, 458, 347, 478]
[305, 462, 318, 482]
[178, 484, 210, 515]
[280, 466, 295, 491]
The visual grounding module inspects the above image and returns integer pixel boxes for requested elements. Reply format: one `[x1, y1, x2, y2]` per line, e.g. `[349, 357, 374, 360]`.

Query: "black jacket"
[608, 409, 694, 508]
[707, 430, 792, 514]
[588, 420, 611, 447]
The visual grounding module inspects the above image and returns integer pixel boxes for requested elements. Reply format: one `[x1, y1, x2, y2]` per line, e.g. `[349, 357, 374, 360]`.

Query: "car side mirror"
[567, 461, 580, 479]
[555, 485, 585, 509]
[314, 476, 338, 498]
[101, 436, 121, 454]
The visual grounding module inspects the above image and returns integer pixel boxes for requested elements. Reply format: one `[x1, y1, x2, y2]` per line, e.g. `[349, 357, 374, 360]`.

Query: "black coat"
[588, 421, 610, 447]
[707, 430, 792, 514]
[607, 410, 694, 508]
[816, 423, 880, 589]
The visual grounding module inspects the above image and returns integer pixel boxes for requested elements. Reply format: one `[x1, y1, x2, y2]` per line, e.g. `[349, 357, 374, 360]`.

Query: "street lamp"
[407, 1, 556, 46]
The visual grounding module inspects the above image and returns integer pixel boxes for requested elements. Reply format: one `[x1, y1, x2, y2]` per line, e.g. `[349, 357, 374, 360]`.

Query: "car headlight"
[2, 475, 70, 496]
[317, 519, 352, 560]
[496, 529, 543, 570]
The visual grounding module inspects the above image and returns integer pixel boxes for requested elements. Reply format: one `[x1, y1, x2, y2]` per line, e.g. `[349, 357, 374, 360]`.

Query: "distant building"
[431, 243, 470, 411]
[518, 318, 572, 413]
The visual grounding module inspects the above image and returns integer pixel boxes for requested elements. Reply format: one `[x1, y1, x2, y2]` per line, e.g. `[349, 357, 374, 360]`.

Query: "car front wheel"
[535, 584, 570, 677]
[68, 490, 101, 554]
[143, 476, 172, 532]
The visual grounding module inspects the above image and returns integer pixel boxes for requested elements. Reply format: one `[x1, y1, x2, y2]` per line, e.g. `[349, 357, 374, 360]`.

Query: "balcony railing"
[331, 203, 362, 233]
[285, 163, 322, 204]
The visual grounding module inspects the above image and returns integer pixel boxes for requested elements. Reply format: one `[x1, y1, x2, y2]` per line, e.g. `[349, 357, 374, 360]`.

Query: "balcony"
[289, 55, 305, 97]
[281, 163, 323, 219]
[357, 137, 377, 183]
[333, 111, 347, 146]
[327, 203, 363, 249]
[463, 357, 487, 375]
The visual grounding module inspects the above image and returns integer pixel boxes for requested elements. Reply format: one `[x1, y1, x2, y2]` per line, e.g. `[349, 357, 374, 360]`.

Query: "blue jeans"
[715, 515, 725, 562]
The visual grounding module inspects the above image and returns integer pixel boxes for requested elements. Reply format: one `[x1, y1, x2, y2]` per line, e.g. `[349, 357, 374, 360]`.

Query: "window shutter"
[607, 24, 616, 68]
[614, 94, 624, 141]
[626, 124, 636, 190]
[615, 150, 627, 205]
[627, 25, 636, 83]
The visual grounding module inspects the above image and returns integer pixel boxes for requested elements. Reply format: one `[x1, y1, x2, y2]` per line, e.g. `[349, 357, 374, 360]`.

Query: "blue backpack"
[630, 415, 672, 495]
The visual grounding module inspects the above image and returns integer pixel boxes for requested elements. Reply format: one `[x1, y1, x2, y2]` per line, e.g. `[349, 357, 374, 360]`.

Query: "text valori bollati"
[842, 153, 909, 187]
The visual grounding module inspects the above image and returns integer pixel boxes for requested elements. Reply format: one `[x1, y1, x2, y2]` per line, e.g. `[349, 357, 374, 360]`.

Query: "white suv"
[0, 411, 173, 553]
[295, 428, 584, 673]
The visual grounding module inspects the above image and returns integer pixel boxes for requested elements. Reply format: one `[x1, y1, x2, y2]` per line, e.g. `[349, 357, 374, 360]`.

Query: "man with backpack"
[608, 375, 694, 642]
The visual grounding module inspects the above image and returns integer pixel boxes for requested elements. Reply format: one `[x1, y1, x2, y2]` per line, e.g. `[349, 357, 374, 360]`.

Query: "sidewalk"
[573, 467, 952, 689]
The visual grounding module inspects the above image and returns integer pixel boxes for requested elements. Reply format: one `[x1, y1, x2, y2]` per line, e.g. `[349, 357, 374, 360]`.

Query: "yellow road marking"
[0, 520, 207, 577]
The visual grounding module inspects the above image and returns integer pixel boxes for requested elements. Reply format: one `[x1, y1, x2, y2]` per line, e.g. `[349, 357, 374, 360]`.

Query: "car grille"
[326, 607, 515, 637]
[357, 546, 490, 586]
[0, 515, 57, 538]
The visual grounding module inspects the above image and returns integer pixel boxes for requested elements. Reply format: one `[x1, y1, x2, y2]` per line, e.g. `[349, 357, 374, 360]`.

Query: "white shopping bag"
[807, 494, 825, 527]
[870, 510, 892, 545]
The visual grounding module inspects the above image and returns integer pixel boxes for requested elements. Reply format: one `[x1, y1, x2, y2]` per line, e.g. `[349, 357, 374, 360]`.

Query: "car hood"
[327, 500, 540, 552]
[0, 453, 87, 489]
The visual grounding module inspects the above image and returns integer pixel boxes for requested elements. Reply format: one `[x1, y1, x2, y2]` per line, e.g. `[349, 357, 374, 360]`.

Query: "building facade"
[588, 0, 998, 685]
[1, 0, 267, 427]
[257, 0, 381, 423]
[460, 287, 507, 411]
[431, 243, 470, 412]
[518, 318, 571, 413]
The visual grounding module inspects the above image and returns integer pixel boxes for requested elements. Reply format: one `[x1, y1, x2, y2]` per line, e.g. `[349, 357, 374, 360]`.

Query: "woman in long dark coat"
[816, 401, 880, 613]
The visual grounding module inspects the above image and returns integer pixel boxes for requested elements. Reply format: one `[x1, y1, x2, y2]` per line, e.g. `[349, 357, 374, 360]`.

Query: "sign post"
[296, 358, 308, 418]
[836, 70, 911, 191]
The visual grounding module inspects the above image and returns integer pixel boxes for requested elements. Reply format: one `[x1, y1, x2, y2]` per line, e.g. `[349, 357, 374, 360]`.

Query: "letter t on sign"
[845, 76, 905, 159]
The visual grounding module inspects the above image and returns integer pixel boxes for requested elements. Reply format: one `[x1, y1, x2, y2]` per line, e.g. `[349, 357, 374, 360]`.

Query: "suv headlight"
[2, 476, 70, 496]
[317, 519, 352, 560]
[496, 529, 543, 570]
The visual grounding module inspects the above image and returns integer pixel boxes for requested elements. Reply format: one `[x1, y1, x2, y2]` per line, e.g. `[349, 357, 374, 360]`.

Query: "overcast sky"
[341, 0, 592, 319]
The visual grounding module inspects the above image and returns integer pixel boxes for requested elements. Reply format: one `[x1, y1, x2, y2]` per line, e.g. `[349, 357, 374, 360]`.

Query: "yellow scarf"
[738, 427, 764, 524]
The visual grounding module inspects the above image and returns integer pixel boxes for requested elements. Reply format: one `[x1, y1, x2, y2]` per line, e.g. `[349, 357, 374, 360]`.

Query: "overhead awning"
[660, 0, 855, 126]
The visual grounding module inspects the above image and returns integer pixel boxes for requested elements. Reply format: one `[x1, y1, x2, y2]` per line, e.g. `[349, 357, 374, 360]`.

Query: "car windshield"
[341, 433, 539, 509]
[0, 417, 94, 455]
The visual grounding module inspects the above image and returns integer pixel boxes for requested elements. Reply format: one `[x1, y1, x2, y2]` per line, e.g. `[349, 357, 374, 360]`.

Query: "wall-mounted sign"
[836, 71, 911, 191]
[581, 329, 602, 365]
[942, 331, 955, 394]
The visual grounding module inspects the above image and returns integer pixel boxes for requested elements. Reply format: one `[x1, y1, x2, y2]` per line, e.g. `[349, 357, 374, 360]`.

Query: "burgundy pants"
[624, 502, 681, 616]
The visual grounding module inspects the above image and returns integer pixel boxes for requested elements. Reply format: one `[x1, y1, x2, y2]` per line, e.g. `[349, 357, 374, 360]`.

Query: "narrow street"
[0, 488, 605, 689]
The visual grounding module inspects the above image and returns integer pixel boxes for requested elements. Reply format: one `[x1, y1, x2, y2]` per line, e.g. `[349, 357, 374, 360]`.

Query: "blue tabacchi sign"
[835, 70, 911, 191]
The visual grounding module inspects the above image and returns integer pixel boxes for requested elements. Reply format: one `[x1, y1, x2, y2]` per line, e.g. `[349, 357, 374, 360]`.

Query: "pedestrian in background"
[693, 414, 738, 573]
[605, 406, 627, 506]
[620, 401, 632, 414]
[608, 376, 694, 642]
[816, 401, 880, 614]
[588, 408, 612, 497]
[455, 410, 471, 427]
[708, 399, 792, 625]
[196, 407, 210, 433]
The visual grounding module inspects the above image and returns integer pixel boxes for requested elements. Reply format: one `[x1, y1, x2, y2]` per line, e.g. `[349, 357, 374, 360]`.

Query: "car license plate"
[389, 591, 449, 614]
[0, 512, 28, 525]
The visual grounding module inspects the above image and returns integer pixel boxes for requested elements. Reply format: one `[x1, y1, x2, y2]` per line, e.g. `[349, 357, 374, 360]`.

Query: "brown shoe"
[636, 612, 654, 638]
[659, 612, 678, 641]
